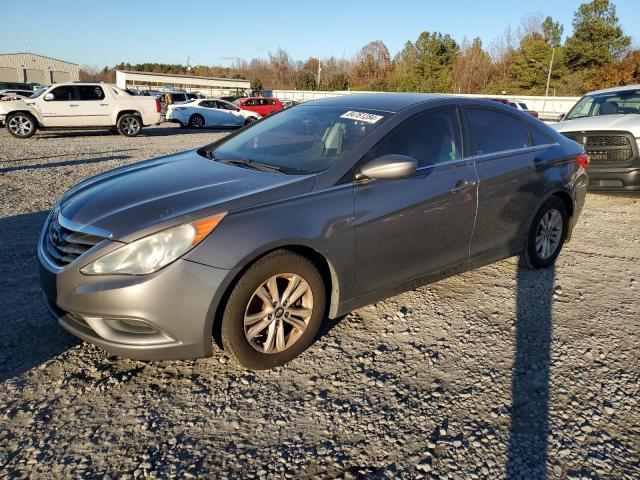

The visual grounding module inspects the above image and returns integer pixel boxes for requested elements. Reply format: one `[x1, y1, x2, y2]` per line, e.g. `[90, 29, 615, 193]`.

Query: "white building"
[0, 53, 79, 85]
[116, 70, 250, 97]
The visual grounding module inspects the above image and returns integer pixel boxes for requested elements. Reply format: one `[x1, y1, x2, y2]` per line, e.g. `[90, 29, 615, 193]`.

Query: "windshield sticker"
[340, 111, 383, 124]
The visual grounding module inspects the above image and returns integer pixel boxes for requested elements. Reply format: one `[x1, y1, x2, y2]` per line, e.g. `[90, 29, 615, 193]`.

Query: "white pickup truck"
[0, 82, 163, 138]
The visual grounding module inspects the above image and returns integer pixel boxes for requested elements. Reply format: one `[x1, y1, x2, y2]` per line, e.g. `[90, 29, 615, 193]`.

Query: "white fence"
[273, 89, 580, 121]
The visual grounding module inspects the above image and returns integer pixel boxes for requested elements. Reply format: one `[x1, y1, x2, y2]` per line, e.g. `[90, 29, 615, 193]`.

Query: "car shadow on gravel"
[0, 155, 131, 174]
[32, 125, 236, 139]
[506, 265, 555, 479]
[0, 211, 78, 383]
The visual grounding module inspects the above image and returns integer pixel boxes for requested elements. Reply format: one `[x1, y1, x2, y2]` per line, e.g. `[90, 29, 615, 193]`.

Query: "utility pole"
[317, 60, 322, 87]
[545, 48, 555, 98]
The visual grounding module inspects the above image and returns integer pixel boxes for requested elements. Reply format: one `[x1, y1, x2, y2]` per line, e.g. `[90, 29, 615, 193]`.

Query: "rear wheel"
[188, 114, 205, 129]
[519, 196, 568, 269]
[6, 112, 37, 138]
[117, 114, 142, 137]
[220, 250, 326, 370]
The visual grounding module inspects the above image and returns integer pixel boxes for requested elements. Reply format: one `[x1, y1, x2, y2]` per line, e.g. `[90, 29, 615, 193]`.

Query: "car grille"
[44, 214, 106, 268]
[561, 131, 636, 164]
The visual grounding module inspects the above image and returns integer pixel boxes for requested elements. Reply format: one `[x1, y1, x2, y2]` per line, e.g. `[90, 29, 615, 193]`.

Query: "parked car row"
[167, 98, 260, 128]
[488, 98, 539, 118]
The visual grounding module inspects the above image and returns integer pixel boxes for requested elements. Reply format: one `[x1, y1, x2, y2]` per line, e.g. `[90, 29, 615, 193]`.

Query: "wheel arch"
[209, 244, 340, 350]
[7, 110, 40, 127]
[547, 189, 575, 240]
[116, 110, 142, 123]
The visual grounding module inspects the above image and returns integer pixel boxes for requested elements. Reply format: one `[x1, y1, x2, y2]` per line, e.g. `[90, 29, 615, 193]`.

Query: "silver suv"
[553, 85, 640, 191]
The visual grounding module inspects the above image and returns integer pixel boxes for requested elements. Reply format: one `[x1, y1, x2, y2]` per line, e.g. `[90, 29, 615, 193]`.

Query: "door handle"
[69, 104, 79, 107]
[451, 179, 477, 193]
[100, 103, 109, 106]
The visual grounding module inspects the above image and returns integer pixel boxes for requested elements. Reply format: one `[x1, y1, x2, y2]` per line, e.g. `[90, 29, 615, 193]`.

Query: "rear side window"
[528, 123, 557, 146]
[78, 86, 105, 101]
[370, 108, 463, 168]
[244, 99, 256, 106]
[466, 108, 529, 154]
[49, 86, 75, 101]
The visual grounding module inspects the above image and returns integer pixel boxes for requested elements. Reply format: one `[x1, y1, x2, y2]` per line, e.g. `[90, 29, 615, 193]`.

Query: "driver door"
[354, 108, 478, 295]
[38, 85, 80, 127]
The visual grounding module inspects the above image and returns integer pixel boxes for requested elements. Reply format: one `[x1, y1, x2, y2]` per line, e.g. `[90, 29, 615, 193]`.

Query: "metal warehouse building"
[116, 70, 251, 97]
[0, 53, 79, 85]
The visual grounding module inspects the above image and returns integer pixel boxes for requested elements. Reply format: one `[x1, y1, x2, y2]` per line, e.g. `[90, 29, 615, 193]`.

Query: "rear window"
[466, 108, 530, 154]
[78, 86, 105, 101]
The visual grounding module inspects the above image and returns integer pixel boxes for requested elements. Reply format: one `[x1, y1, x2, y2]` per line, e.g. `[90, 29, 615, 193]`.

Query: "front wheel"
[519, 196, 568, 269]
[6, 113, 37, 138]
[220, 250, 326, 370]
[117, 114, 142, 137]
[244, 116, 258, 126]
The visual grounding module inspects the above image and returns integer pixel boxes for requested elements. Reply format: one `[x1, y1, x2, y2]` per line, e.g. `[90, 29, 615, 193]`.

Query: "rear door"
[464, 107, 549, 261]
[37, 85, 79, 127]
[214, 100, 243, 126]
[354, 107, 478, 295]
[77, 85, 111, 126]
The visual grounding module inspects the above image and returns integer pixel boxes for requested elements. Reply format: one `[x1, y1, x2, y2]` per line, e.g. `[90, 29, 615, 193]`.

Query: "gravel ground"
[0, 125, 638, 479]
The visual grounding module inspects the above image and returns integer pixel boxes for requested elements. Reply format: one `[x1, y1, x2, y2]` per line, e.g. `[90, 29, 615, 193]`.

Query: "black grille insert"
[561, 131, 637, 164]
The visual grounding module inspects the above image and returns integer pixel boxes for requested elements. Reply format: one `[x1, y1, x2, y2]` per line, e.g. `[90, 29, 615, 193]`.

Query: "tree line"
[81, 0, 638, 96]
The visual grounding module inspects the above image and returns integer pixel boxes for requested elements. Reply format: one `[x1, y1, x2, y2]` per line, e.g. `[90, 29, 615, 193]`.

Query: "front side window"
[78, 86, 105, 101]
[370, 109, 462, 168]
[49, 86, 75, 101]
[466, 108, 530, 154]
[208, 105, 389, 174]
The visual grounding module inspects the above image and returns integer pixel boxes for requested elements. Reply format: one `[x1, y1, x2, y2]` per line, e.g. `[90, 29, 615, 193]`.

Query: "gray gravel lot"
[0, 125, 638, 479]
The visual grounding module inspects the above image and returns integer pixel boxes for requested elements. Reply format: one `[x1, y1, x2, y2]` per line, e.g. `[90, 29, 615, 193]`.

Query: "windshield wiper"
[217, 158, 286, 174]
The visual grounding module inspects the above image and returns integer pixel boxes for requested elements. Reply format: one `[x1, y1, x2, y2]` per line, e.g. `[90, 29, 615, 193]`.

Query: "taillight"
[576, 154, 590, 169]
[155, 98, 161, 113]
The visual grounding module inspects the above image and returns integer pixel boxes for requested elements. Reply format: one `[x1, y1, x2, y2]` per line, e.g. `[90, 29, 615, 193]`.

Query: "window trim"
[49, 85, 78, 102]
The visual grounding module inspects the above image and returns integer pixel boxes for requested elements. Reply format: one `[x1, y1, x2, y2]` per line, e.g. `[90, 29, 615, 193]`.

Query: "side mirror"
[357, 154, 417, 181]
[558, 113, 565, 121]
[43, 93, 54, 101]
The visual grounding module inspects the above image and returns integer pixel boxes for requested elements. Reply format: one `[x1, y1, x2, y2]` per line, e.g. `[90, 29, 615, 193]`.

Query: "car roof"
[586, 84, 640, 95]
[303, 93, 449, 113]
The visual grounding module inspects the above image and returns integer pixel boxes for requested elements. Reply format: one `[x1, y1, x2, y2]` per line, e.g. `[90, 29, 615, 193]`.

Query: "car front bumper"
[38, 239, 233, 361]
[587, 166, 640, 191]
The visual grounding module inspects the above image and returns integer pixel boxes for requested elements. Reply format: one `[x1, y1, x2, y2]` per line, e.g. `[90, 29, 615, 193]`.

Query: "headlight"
[80, 213, 225, 275]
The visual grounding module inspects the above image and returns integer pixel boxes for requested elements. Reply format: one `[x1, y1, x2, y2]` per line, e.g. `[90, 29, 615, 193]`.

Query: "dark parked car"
[39, 94, 588, 369]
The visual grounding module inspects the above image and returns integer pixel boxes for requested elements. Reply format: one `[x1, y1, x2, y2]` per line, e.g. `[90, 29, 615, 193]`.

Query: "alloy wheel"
[535, 208, 563, 259]
[121, 117, 140, 135]
[8, 115, 33, 136]
[244, 273, 313, 354]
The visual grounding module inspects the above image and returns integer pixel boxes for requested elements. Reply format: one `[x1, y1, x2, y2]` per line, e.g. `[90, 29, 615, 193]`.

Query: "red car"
[487, 98, 539, 118]
[236, 97, 283, 117]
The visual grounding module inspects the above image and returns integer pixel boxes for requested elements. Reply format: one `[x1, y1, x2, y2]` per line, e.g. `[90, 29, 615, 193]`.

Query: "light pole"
[529, 47, 555, 113]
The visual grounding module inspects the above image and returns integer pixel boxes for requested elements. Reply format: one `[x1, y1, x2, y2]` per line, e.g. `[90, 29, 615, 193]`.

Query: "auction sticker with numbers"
[339, 111, 384, 124]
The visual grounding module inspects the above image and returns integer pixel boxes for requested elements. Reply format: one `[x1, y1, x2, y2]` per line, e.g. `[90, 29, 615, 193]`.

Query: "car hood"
[59, 149, 315, 242]
[552, 114, 640, 137]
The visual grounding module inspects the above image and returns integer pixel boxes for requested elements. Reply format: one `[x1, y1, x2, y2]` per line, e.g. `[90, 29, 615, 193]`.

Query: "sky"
[1, 0, 639, 68]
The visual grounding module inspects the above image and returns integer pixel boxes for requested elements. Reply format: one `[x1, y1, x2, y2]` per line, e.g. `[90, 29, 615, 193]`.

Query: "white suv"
[0, 82, 163, 138]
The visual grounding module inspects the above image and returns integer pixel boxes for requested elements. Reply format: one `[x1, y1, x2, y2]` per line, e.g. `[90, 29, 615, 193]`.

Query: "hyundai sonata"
[39, 94, 588, 369]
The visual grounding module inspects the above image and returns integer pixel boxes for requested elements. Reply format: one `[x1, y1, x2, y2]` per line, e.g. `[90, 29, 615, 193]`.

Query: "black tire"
[6, 112, 37, 138]
[519, 196, 568, 269]
[244, 116, 257, 126]
[220, 250, 326, 370]
[117, 114, 142, 137]
[188, 114, 205, 129]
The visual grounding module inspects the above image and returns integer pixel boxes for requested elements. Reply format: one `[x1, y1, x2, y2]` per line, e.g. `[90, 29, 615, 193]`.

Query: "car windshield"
[565, 89, 640, 120]
[28, 88, 46, 99]
[203, 105, 389, 174]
